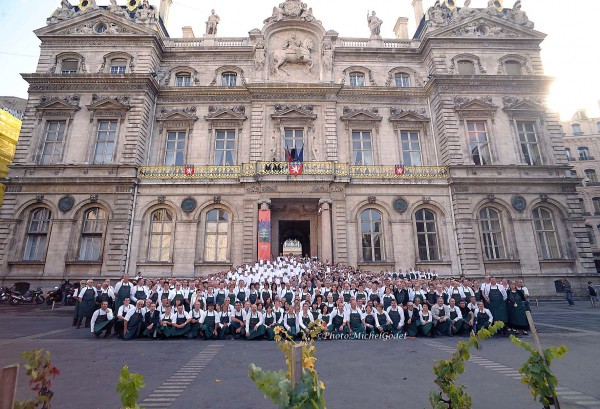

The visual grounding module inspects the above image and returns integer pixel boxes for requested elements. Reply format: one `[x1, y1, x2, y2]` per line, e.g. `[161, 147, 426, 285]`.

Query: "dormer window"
[394, 73, 411, 88]
[175, 73, 191, 87]
[61, 60, 79, 75]
[504, 60, 522, 75]
[457, 60, 475, 75]
[110, 59, 127, 74]
[572, 123, 583, 135]
[349, 72, 365, 87]
[221, 72, 237, 87]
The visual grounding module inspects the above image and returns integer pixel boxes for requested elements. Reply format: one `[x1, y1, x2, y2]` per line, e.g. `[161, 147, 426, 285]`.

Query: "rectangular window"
[467, 121, 492, 165]
[61, 60, 78, 74]
[110, 59, 127, 74]
[516, 121, 542, 165]
[352, 131, 373, 165]
[457, 60, 475, 75]
[395, 74, 411, 88]
[221, 73, 237, 87]
[214, 130, 235, 166]
[349, 73, 365, 87]
[164, 131, 187, 166]
[175, 75, 191, 87]
[93, 120, 117, 164]
[284, 128, 304, 161]
[586, 225, 596, 246]
[40, 121, 66, 165]
[399, 131, 421, 166]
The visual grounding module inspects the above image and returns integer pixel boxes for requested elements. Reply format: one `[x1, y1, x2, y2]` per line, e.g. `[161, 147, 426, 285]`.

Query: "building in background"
[0, 0, 596, 295]
[0, 97, 26, 207]
[561, 107, 600, 272]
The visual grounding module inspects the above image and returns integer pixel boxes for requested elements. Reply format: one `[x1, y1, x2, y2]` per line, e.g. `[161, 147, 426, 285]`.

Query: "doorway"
[279, 220, 311, 257]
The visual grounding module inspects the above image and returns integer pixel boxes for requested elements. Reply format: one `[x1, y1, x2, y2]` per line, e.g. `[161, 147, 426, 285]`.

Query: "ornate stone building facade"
[0, 0, 596, 294]
[560, 108, 600, 272]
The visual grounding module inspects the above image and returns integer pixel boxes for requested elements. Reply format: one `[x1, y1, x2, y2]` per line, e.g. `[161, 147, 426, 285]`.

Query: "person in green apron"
[382, 287, 395, 311]
[227, 283, 237, 305]
[272, 300, 284, 328]
[324, 293, 335, 314]
[114, 276, 132, 318]
[433, 297, 451, 336]
[263, 304, 278, 341]
[188, 301, 204, 339]
[282, 285, 294, 306]
[218, 304, 232, 340]
[458, 299, 474, 334]
[368, 283, 381, 304]
[424, 288, 437, 309]
[341, 283, 353, 304]
[248, 284, 259, 305]
[394, 282, 409, 307]
[143, 302, 160, 338]
[299, 303, 315, 336]
[246, 303, 266, 340]
[474, 301, 493, 334]
[386, 299, 405, 336]
[76, 280, 98, 329]
[404, 302, 420, 338]
[375, 304, 391, 334]
[96, 282, 115, 310]
[131, 282, 148, 304]
[169, 283, 186, 308]
[205, 286, 216, 307]
[318, 304, 330, 334]
[419, 304, 434, 337]
[235, 281, 249, 304]
[123, 300, 145, 341]
[347, 299, 366, 339]
[90, 301, 114, 338]
[364, 304, 377, 335]
[448, 298, 466, 336]
[170, 304, 191, 338]
[507, 281, 529, 335]
[284, 309, 300, 338]
[327, 305, 347, 336]
[260, 284, 272, 306]
[448, 282, 465, 305]
[230, 301, 246, 339]
[200, 302, 219, 340]
[216, 282, 228, 306]
[484, 279, 508, 335]
[159, 305, 175, 338]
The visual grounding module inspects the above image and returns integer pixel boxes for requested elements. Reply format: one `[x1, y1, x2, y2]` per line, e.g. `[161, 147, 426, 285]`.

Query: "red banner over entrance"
[258, 210, 271, 261]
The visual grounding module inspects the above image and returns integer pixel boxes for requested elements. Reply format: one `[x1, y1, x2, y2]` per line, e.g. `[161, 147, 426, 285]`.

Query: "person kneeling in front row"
[91, 301, 114, 338]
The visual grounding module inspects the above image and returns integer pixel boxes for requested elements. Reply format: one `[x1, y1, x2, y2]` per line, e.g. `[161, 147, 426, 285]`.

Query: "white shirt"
[283, 312, 300, 333]
[130, 285, 149, 302]
[245, 312, 264, 333]
[90, 308, 114, 332]
[419, 311, 433, 324]
[448, 306, 463, 322]
[200, 310, 220, 324]
[124, 308, 145, 321]
[483, 285, 507, 300]
[474, 307, 494, 324]
[78, 286, 98, 298]
[385, 306, 405, 329]
[118, 304, 134, 318]
[172, 311, 191, 323]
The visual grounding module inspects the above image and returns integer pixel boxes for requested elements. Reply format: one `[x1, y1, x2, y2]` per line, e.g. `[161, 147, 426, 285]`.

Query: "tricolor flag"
[394, 164, 405, 176]
[184, 165, 195, 176]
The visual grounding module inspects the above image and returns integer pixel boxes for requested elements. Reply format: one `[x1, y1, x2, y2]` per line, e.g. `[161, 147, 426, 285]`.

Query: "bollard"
[0, 364, 19, 409]
[290, 344, 303, 388]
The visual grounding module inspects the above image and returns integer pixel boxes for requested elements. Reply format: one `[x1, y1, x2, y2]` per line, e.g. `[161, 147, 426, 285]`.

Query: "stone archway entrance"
[279, 220, 311, 257]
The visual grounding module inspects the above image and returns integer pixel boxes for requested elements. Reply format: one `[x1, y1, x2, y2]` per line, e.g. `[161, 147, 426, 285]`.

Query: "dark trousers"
[94, 321, 114, 337]
[565, 291, 574, 306]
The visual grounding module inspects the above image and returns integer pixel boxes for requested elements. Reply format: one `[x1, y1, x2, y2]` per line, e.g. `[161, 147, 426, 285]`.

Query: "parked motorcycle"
[9, 283, 45, 305]
[46, 285, 76, 306]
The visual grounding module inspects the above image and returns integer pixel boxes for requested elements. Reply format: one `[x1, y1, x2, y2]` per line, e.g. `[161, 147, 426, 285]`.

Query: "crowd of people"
[71, 256, 531, 341]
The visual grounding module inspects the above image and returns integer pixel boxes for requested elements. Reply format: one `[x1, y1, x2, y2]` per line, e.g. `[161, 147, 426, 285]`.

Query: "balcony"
[579, 156, 595, 161]
[138, 162, 449, 181]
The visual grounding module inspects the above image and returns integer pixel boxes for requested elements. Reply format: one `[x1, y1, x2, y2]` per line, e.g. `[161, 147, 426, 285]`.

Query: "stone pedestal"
[319, 199, 333, 263]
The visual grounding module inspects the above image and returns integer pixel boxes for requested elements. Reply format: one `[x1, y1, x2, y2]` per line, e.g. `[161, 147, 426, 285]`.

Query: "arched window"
[532, 207, 560, 259]
[504, 60, 522, 75]
[175, 73, 191, 87]
[479, 207, 506, 260]
[23, 208, 51, 261]
[416, 209, 440, 261]
[457, 60, 475, 75]
[349, 72, 365, 87]
[394, 73, 411, 88]
[585, 169, 598, 184]
[204, 209, 229, 262]
[360, 209, 383, 262]
[79, 208, 106, 261]
[221, 72, 237, 86]
[148, 209, 173, 262]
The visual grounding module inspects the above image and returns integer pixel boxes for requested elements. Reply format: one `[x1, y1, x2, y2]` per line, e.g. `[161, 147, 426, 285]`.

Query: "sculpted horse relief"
[270, 34, 314, 76]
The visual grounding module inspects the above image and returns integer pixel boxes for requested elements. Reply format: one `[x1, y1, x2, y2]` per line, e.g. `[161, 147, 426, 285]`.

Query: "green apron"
[369, 293, 380, 303]
[247, 314, 265, 340]
[171, 292, 184, 307]
[228, 293, 236, 304]
[507, 291, 529, 330]
[264, 314, 276, 340]
[286, 315, 298, 336]
[364, 314, 376, 334]
[376, 313, 389, 333]
[115, 283, 131, 314]
[327, 311, 347, 335]
[349, 311, 365, 338]
[189, 310, 202, 338]
[356, 292, 366, 303]
[332, 293, 340, 304]
[420, 314, 433, 336]
[249, 292, 258, 305]
[134, 287, 147, 301]
[475, 311, 490, 332]
[142, 311, 159, 337]
[231, 312, 245, 337]
[202, 312, 217, 339]
[123, 310, 143, 341]
[405, 310, 419, 337]
[450, 309, 465, 334]
[435, 307, 450, 335]
[302, 315, 312, 331]
[219, 312, 231, 339]
[261, 291, 271, 304]
[343, 292, 352, 303]
[216, 291, 226, 306]
[382, 295, 393, 310]
[170, 314, 190, 337]
[78, 288, 96, 319]
[388, 309, 403, 335]
[450, 291, 462, 305]
[93, 313, 111, 333]
[283, 291, 293, 305]
[159, 314, 173, 337]
[236, 290, 247, 303]
[488, 288, 508, 324]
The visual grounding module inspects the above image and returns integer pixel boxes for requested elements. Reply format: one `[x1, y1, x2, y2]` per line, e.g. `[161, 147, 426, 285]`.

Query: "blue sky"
[0, 0, 598, 119]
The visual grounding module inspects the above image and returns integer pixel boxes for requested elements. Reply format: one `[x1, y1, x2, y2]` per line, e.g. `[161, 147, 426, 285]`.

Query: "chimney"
[412, 0, 424, 25]
[182, 26, 195, 38]
[394, 17, 409, 39]
[159, 0, 173, 27]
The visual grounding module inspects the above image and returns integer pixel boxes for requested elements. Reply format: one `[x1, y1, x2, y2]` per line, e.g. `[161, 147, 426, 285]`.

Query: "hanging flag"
[285, 145, 292, 163]
[184, 165, 195, 176]
[394, 164, 405, 176]
[258, 210, 271, 261]
[297, 145, 304, 162]
[289, 162, 304, 176]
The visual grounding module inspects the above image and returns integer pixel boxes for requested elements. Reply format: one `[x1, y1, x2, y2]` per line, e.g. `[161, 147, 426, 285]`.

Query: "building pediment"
[37, 8, 155, 37]
[87, 95, 131, 111]
[340, 107, 382, 122]
[389, 108, 429, 123]
[156, 107, 199, 132]
[205, 106, 247, 130]
[502, 96, 546, 118]
[35, 95, 81, 111]
[271, 105, 317, 120]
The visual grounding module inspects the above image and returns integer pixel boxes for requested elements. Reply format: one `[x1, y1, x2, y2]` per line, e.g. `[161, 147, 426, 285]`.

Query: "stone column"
[319, 199, 333, 263]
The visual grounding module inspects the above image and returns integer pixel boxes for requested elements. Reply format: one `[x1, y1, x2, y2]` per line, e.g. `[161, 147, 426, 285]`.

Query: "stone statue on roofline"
[367, 11, 383, 36]
[135, 0, 156, 25]
[108, 0, 129, 18]
[206, 9, 220, 35]
[48, 0, 75, 24]
[508, 0, 534, 28]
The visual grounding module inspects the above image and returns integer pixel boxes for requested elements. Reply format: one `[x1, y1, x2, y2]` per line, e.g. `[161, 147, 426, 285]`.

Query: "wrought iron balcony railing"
[138, 162, 449, 180]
